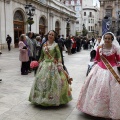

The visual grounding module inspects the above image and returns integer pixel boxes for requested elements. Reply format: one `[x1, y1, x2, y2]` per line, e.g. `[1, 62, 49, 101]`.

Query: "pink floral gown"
[77, 44, 120, 119]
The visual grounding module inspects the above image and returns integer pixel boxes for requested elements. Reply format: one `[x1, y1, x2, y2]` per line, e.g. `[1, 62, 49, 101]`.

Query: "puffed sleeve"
[94, 47, 101, 62]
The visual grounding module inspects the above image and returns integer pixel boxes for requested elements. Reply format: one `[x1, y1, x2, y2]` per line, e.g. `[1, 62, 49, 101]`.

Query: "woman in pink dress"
[77, 32, 120, 120]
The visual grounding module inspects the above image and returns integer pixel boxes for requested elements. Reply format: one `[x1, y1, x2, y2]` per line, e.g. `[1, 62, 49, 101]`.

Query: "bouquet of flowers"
[30, 61, 39, 69]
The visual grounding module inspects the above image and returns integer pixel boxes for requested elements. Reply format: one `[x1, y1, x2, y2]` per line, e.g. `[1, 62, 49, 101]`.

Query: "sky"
[93, 0, 100, 7]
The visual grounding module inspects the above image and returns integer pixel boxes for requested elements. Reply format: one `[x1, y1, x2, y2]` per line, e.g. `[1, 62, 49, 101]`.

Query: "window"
[106, 9, 112, 17]
[91, 19, 92, 23]
[89, 19, 90, 23]
[76, 21, 79, 24]
[84, 12, 86, 16]
[91, 26, 92, 31]
[71, 0, 74, 5]
[39, 17, 45, 25]
[77, 0, 80, 5]
[14, 11, 23, 21]
[39, 0, 46, 3]
[106, 6, 112, 17]
[89, 26, 90, 31]
[65, 1, 69, 6]
[89, 12, 92, 17]
[75, 6, 81, 11]
[76, 12, 80, 17]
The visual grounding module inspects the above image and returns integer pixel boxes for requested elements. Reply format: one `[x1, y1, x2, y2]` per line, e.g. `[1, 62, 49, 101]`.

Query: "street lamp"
[25, 3, 35, 31]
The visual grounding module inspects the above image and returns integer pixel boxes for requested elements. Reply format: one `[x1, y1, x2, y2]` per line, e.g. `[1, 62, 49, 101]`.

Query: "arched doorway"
[66, 23, 70, 37]
[55, 21, 60, 35]
[39, 17, 46, 38]
[14, 10, 24, 47]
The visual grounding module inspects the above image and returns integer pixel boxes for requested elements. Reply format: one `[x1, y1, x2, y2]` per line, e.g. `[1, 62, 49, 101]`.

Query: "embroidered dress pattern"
[77, 44, 120, 119]
[29, 42, 72, 106]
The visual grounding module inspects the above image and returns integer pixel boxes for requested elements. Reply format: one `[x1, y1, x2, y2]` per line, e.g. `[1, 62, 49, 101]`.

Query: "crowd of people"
[18, 31, 102, 76]
[1, 30, 120, 119]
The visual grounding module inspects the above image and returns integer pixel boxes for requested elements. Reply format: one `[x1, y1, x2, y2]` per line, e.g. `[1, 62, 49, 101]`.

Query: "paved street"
[0, 48, 106, 120]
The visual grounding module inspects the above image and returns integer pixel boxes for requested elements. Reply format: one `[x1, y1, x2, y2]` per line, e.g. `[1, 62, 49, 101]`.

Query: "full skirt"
[77, 64, 120, 119]
[29, 61, 72, 106]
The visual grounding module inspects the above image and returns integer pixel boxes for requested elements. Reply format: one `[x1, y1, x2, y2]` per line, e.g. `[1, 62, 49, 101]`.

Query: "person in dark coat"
[6, 35, 12, 51]
[65, 36, 72, 55]
[76, 36, 81, 52]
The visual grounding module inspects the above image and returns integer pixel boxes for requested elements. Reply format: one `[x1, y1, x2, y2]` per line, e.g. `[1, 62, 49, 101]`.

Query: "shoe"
[21, 72, 28, 75]
[0, 79, 2, 81]
[28, 70, 31, 73]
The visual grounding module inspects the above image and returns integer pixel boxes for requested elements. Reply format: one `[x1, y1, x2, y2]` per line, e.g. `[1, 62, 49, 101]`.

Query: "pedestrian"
[29, 30, 72, 106]
[6, 35, 12, 51]
[19, 34, 29, 75]
[31, 32, 37, 60]
[82, 37, 89, 50]
[94, 36, 102, 51]
[76, 36, 81, 52]
[42, 34, 47, 43]
[77, 32, 120, 119]
[26, 31, 34, 72]
[35, 36, 42, 61]
[58, 35, 65, 52]
[65, 36, 72, 55]
[71, 36, 76, 54]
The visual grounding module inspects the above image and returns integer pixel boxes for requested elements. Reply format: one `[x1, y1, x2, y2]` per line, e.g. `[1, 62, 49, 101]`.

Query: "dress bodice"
[39, 42, 62, 63]
[95, 44, 120, 69]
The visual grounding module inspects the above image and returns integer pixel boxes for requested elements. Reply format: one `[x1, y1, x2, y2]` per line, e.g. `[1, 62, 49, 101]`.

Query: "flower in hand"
[30, 61, 39, 69]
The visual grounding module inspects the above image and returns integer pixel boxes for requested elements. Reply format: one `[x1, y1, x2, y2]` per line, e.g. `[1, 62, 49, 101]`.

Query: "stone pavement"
[0, 48, 106, 120]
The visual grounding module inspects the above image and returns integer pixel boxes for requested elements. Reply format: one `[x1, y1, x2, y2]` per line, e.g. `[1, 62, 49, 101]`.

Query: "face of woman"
[23, 36, 26, 41]
[97, 37, 101, 43]
[104, 34, 113, 45]
[48, 31, 55, 42]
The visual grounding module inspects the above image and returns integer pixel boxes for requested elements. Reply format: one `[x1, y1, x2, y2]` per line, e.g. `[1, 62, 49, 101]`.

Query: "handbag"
[23, 46, 27, 49]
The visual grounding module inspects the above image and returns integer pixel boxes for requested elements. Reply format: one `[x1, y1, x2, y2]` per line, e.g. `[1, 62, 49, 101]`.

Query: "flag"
[102, 18, 111, 35]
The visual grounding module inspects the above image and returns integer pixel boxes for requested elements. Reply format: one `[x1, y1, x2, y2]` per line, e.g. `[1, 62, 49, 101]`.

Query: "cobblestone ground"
[0, 48, 106, 120]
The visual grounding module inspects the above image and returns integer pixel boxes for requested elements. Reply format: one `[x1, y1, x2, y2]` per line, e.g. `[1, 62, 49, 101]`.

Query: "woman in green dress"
[29, 30, 72, 106]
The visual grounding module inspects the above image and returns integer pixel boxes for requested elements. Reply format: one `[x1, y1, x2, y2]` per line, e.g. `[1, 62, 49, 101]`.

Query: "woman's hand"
[57, 63, 63, 72]
[38, 60, 41, 63]
[57, 65, 63, 72]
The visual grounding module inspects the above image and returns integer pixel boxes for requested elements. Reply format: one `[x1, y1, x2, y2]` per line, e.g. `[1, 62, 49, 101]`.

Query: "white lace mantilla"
[99, 44, 118, 56]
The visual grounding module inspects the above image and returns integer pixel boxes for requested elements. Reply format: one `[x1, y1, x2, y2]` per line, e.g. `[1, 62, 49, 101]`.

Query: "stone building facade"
[99, 0, 120, 36]
[82, 0, 100, 38]
[0, 0, 76, 49]
[64, 0, 83, 36]
[60, 0, 100, 38]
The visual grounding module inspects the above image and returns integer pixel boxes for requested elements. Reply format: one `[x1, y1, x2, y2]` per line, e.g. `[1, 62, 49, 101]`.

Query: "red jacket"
[71, 38, 76, 48]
